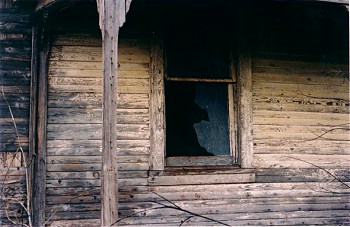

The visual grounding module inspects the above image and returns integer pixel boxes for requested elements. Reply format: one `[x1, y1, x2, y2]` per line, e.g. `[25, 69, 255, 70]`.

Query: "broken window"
[164, 6, 237, 166]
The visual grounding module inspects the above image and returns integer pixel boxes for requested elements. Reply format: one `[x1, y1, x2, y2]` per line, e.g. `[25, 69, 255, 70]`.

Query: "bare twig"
[305, 126, 350, 142]
[43, 195, 80, 226]
[113, 192, 230, 226]
[287, 156, 350, 190]
[303, 182, 349, 195]
[1, 85, 32, 227]
[180, 216, 193, 226]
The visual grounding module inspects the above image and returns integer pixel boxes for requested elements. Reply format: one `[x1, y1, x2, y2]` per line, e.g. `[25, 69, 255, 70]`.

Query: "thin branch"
[5, 209, 19, 226]
[303, 182, 349, 195]
[152, 192, 230, 226]
[113, 192, 230, 226]
[305, 127, 350, 142]
[153, 192, 181, 209]
[1, 85, 32, 227]
[43, 195, 81, 226]
[287, 156, 350, 189]
[1, 86, 25, 156]
[179, 216, 193, 226]
[113, 206, 167, 225]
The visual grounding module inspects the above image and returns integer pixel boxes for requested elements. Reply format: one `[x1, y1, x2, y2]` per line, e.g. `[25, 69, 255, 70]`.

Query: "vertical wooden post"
[31, 14, 49, 227]
[28, 25, 38, 226]
[100, 0, 120, 225]
[236, 4, 253, 169]
[150, 32, 165, 171]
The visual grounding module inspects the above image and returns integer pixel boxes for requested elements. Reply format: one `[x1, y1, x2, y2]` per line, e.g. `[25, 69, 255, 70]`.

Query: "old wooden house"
[1, 0, 349, 226]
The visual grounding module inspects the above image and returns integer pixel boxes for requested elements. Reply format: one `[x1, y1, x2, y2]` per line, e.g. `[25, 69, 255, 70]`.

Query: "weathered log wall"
[0, 0, 33, 225]
[252, 2, 349, 182]
[0, 1, 32, 163]
[1, 0, 349, 226]
[45, 2, 150, 224]
[46, 2, 349, 226]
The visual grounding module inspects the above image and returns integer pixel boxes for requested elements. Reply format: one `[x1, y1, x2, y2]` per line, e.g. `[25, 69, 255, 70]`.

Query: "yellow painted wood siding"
[46, 33, 150, 222]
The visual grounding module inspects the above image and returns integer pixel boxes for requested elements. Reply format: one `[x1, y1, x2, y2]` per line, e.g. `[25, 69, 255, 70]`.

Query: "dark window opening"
[165, 82, 230, 157]
[164, 5, 236, 162]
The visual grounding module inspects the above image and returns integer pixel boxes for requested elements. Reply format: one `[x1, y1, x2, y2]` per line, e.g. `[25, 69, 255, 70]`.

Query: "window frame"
[164, 60, 237, 167]
[150, 6, 253, 175]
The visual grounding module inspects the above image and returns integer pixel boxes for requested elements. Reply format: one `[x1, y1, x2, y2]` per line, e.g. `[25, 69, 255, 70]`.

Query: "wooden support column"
[236, 4, 253, 169]
[30, 14, 50, 227]
[97, 0, 131, 225]
[99, 0, 121, 226]
[28, 25, 38, 227]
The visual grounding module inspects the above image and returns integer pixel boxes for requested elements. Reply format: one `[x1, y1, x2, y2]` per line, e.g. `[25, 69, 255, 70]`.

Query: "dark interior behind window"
[165, 82, 230, 157]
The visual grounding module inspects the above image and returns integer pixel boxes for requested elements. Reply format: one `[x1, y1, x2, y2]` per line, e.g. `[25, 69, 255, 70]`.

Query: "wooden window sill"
[148, 167, 255, 186]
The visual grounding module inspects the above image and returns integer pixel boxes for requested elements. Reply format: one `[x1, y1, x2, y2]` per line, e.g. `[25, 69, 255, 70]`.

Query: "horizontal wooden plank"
[253, 154, 350, 168]
[46, 203, 101, 214]
[0, 75, 30, 86]
[151, 181, 348, 194]
[253, 72, 349, 87]
[45, 219, 100, 227]
[51, 35, 147, 48]
[252, 51, 347, 62]
[46, 139, 149, 156]
[0, 142, 29, 152]
[50, 46, 101, 62]
[47, 108, 149, 124]
[0, 106, 29, 118]
[0, 85, 29, 93]
[252, 58, 348, 72]
[254, 139, 350, 155]
[48, 77, 149, 94]
[0, 122, 28, 134]
[47, 179, 100, 188]
[46, 155, 148, 164]
[0, 134, 28, 143]
[49, 60, 149, 71]
[0, 101, 30, 111]
[51, 34, 102, 47]
[48, 93, 149, 109]
[254, 110, 349, 126]
[46, 170, 147, 180]
[46, 162, 149, 172]
[47, 156, 101, 164]
[46, 123, 149, 140]
[118, 199, 349, 220]
[118, 211, 350, 226]
[44, 211, 100, 221]
[46, 139, 101, 148]
[149, 173, 255, 186]
[253, 82, 348, 100]
[46, 178, 147, 188]
[166, 156, 234, 167]
[0, 22, 31, 33]
[45, 194, 100, 205]
[254, 125, 349, 141]
[46, 187, 100, 197]
[253, 96, 349, 114]
[50, 46, 149, 63]
[48, 68, 149, 79]
[256, 168, 350, 183]
[0, 68, 30, 81]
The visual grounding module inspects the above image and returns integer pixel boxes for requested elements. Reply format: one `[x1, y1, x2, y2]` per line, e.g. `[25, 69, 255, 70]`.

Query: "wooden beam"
[236, 4, 253, 169]
[28, 24, 39, 227]
[150, 31, 165, 171]
[99, 0, 122, 226]
[31, 15, 50, 227]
